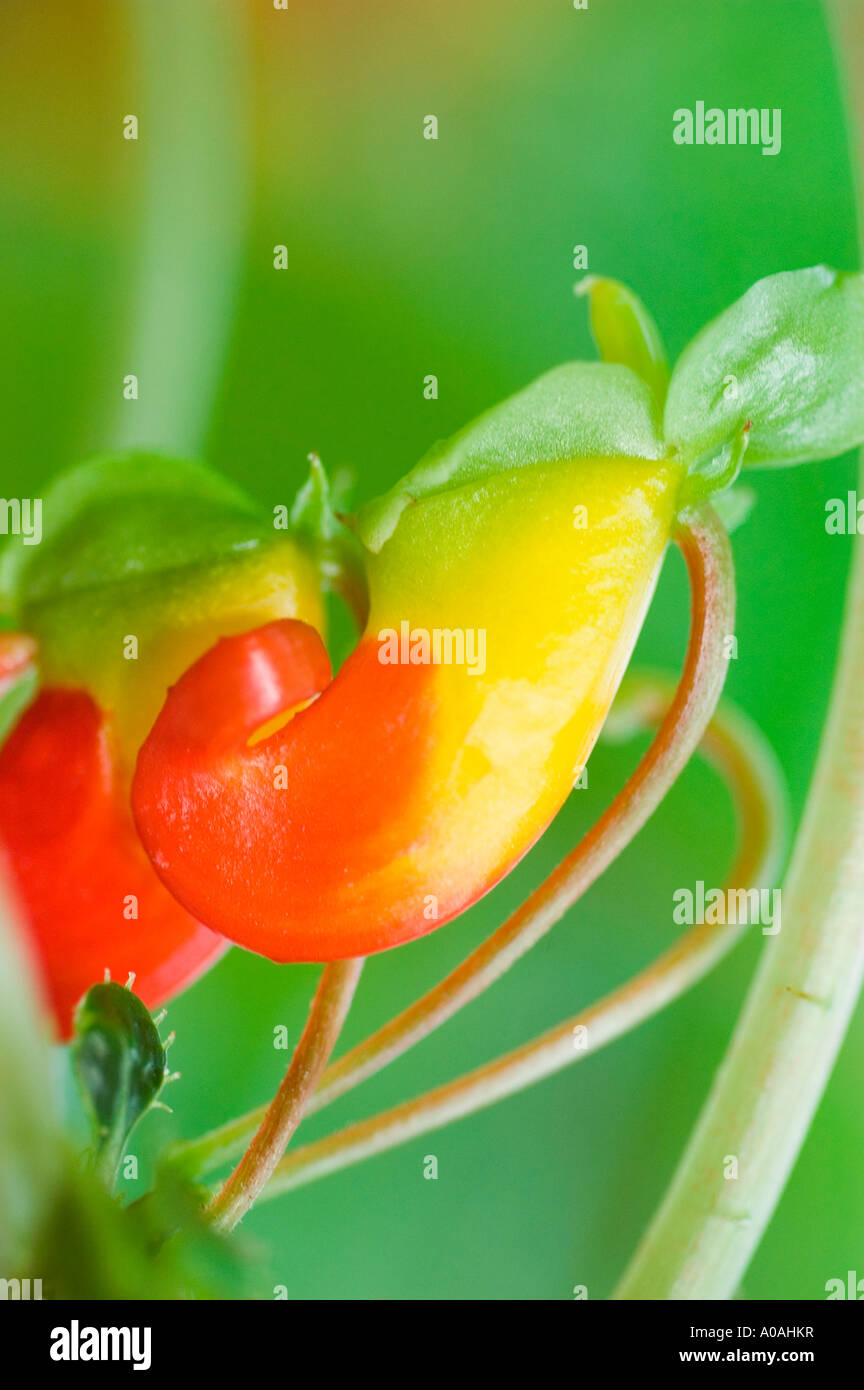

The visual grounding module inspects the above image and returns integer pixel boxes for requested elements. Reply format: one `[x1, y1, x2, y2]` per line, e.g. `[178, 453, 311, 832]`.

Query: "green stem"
[613, 3, 864, 1303]
[243, 677, 784, 1205]
[111, 0, 252, 456]
[172, 504, 736, 1180]
[207, 959, 363, 1232]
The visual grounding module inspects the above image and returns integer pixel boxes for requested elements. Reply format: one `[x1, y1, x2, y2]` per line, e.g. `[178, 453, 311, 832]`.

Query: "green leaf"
[0, 451, 274, 611]
[575, 275, 669, 408]
[71, 981, 171, 1190]
[356, 362, 665, 552]
[664, 265, 864, 470]
[35, 1163, 262, 1300]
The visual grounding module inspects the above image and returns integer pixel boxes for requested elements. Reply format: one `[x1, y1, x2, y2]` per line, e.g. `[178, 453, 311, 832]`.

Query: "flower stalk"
[207, 958, 363, 1232]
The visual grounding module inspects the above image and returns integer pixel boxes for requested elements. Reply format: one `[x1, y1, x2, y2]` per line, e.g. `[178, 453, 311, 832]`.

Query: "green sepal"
[664, 266, 864, 471]
[575, 275, 670, 409]
[0, 451, 275, 613]
[290, 452, 354, 544]
[677, 419, 751, 510]
[356, 362, 665, 552]
[71, 981, 171, 1190]
[292, 453, 369, 630]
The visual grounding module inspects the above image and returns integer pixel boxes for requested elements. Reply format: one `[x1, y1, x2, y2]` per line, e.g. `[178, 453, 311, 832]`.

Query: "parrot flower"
[133, 426, 681, 960]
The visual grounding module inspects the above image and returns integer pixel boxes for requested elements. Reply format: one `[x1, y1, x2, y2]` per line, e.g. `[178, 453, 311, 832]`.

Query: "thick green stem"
[173, 504, 736, 1181]
[616, 556, 864, 1298]
[207, 959, 363, 1232]
[616, 3, 864, 1302]
[111, 0, 251, 455]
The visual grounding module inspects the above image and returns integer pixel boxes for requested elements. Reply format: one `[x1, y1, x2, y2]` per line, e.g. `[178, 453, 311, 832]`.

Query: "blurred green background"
[2, 0, 862, 1298]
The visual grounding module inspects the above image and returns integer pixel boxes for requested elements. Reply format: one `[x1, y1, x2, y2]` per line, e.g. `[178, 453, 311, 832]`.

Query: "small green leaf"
[664, 265, 864, 470]
[71, 981, 170, 1190]
[292, 453, 369, 630]
[575, 275, 669, 408]
[291, 452, 350, 544]
[357, 362, 665, 552]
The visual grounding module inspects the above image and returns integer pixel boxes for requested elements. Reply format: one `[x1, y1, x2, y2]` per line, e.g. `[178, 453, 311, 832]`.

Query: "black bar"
[1, 1297, 858, 1374]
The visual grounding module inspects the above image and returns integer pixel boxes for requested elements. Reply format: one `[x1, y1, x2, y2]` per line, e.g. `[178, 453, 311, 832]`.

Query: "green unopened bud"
[71, 980, 173, 1190]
